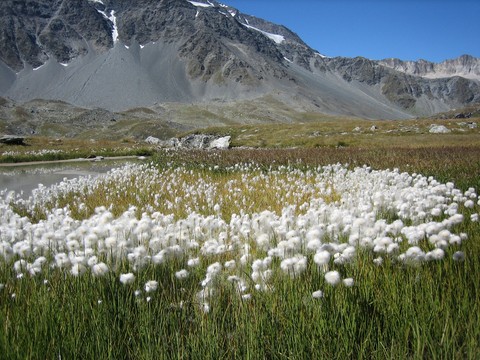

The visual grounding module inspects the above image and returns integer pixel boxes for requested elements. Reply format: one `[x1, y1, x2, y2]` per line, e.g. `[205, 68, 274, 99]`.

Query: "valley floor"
[0, 119, 479, 358]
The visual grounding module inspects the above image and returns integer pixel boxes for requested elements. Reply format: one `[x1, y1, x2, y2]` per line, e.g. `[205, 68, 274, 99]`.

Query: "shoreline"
[0, 155, 142, 167]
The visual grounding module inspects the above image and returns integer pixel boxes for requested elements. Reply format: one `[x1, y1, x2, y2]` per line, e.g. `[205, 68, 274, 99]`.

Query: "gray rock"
[0, 135, 25, 145]
[209, 136, 231, 149]
[378, 55, 480, 81]
[458, 121, 477, 129]
[467, 122, 477, 129]
[152, 134, 230, 150]
[429, 125, 451, 134]
[145, 136, 161, 145]
[159, 138, 180, 148]
[178, 134, 216, 149]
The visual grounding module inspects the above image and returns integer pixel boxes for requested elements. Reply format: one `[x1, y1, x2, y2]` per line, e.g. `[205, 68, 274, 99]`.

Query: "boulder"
[209, 136, 231, 149]
[459, 121, 478, 129]
[149, 134, 231, 150]
[179, 134, 214, 149]
[429, 125, 451, 134]
[145, 136, 161, 145]
[0, 135, 25, 145]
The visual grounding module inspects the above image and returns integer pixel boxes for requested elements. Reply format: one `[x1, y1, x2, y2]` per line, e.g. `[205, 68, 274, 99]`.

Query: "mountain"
[378, 55, 480, 81]
[0, 0, 479, 128]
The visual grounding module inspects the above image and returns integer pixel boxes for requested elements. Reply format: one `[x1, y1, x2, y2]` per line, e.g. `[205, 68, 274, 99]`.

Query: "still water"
[0, 158, 145, 198]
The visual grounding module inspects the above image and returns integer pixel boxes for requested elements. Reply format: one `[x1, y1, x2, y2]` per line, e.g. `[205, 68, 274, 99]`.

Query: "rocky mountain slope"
[0, 0, 479, 126]
[378, 55, 480, 80]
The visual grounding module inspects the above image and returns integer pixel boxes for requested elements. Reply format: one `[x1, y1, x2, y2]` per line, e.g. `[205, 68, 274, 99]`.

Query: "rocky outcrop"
[0, 0, 113, 71]
[378, 55, 480, 81]
[146, 134, 231, 150]
[0, 135, 25, 145]
[322, 56, 480, 110]
[429, 125, 451, 134]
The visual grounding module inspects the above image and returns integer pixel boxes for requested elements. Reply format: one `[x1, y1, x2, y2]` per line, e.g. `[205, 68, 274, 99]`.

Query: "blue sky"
[224, 0, 480, 63]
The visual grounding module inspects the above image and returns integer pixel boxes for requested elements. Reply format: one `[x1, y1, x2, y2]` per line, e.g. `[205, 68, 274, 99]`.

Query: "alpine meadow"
[1, 0, 480, 359]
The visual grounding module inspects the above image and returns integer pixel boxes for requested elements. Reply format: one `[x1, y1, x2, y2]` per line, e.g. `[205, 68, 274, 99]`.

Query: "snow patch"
[242, 24, 285, 44]
[187, 1, 213, 8]
[96, 9, 119, 43]
[33, 64, 45, 71]
[110, 10, 119, 43]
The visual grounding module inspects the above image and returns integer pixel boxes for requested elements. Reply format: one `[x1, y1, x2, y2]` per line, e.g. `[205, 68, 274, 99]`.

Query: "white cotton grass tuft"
[187, 258, 200, 267]
[91, 262, 109, 277]
[144, 280, 158, 293]
[312, 290, 324, 299]
[202, 303, 210, 313]
[313, 250, 331, 267]
[224, 260, 236, 269]
[241, 293, 252, 300]
[175, 269, 189, 279]
[342, 278, 354, 287]
[280, 255, 307, 277]
[425, 248, 445, 261]
[324, 271, 341, 286]
[71, 263, 87, 277]
[431, 208, 442, 217]
[452, 251, 465, 262]
[120, 273, 135, 285]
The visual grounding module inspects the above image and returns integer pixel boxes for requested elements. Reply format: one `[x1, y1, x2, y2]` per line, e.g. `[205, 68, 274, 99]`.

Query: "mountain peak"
[0, 0, 479, 120]
[377, 55, 480, 80]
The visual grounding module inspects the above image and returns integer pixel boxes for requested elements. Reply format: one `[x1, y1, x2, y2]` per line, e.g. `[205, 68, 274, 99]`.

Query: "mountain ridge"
[378, 54, 480, 81]
[0, 0, 479, 123]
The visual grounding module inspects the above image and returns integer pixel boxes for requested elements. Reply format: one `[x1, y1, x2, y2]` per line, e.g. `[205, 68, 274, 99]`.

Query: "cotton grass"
[0, 161, 474, 312]
[120, 273, 135, 285]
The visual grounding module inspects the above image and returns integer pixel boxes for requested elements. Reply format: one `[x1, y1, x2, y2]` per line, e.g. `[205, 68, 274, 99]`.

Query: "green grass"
[1, 227, 478, 359]
[0, 137, 154, 163]
[190, 117, 480, 148]
[1, 136, 480, 358]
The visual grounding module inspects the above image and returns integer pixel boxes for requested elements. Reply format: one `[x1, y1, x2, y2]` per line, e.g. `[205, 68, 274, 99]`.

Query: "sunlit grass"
[192, 117, 480, 148]
[1, 146, 480, 359]
[0, 137, 154, 164]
